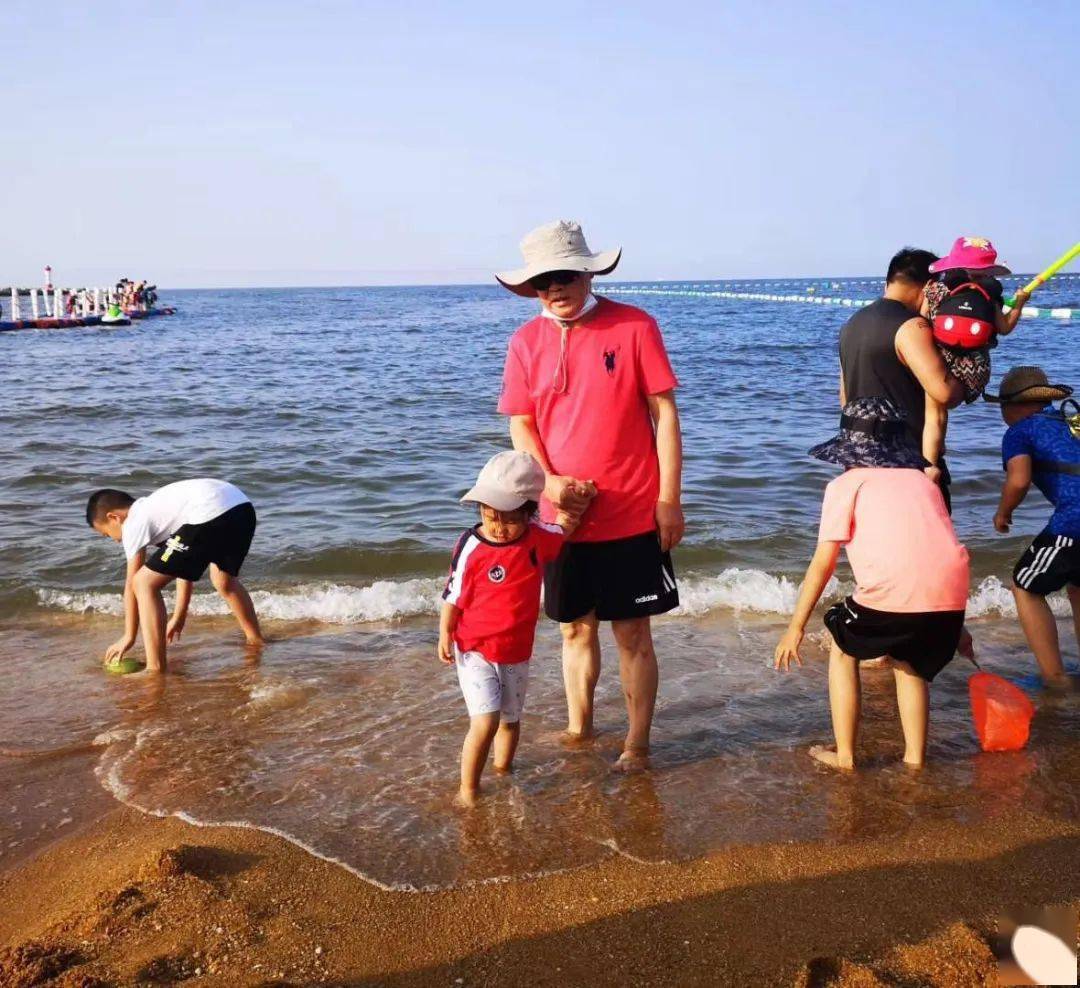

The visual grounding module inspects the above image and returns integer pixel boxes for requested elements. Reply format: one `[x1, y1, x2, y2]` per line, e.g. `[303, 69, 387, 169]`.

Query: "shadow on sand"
[354, 833, 1079, 987]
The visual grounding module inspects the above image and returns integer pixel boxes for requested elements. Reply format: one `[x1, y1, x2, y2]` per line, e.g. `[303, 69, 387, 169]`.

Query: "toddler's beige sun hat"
[461, 451, 545, 512]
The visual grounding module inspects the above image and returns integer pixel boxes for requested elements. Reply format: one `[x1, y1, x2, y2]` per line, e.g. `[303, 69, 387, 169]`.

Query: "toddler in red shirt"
[438, 451, 578, 806]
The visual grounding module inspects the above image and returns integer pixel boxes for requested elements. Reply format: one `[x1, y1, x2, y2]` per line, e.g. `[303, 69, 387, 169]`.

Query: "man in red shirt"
[496, 220, 684, 768]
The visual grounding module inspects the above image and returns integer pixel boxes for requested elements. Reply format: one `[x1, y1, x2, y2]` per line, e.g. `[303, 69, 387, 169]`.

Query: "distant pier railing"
[2, 286, 127, 322]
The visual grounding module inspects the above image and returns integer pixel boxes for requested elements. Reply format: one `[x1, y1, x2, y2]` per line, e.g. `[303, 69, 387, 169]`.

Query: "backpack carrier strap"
[948, 281, 993, 304]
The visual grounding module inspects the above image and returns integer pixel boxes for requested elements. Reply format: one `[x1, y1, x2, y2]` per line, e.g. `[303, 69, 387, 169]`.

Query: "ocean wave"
[37, 570, 1065, 624]
[37, 578, 444, 624]
[674, 568, 840, 616]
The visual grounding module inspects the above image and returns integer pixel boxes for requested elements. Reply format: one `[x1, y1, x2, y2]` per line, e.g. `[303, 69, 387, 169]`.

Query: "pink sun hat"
[929, 236, 1012, 277]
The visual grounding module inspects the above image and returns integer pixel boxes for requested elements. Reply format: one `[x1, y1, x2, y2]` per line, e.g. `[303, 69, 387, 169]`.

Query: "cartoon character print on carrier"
[925, 279, 998, 404]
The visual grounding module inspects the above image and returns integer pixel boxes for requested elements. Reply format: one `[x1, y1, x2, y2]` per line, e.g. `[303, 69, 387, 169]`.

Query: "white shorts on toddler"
[455, 647, 530, 722]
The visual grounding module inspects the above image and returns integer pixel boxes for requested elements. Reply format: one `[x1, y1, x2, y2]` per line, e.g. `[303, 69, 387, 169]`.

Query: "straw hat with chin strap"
[496, 220, 621, 298]
[983, 366, 1074, 405]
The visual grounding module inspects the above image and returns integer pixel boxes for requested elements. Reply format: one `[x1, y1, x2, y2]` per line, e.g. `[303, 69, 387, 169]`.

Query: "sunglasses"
[529, 270, 581, 292]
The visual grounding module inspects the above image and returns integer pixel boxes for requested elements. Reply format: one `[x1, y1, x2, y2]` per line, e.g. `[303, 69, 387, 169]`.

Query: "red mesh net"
[969, 671, 1036, 752]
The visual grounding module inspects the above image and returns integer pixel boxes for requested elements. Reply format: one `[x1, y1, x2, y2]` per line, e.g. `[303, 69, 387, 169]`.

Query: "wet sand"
[2, 804, 1077, 986]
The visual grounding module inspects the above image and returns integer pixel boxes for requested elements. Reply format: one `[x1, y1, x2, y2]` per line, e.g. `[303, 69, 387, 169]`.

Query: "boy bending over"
[86, 478, 264, 672]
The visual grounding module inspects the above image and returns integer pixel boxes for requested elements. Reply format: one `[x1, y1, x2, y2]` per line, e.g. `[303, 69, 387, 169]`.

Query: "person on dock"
[775, 398, 972, 769]
[987, 366, 1080, 688]
[839, 248, 965, 511]
[438, 451, 577, 806]
[85, 479, 264, 673]
[496, 220, 683, 769]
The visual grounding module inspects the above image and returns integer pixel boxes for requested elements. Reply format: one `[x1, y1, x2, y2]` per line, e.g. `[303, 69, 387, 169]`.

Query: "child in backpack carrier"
[924, 237, 1029, 403]
[920, 237, 1031, 494]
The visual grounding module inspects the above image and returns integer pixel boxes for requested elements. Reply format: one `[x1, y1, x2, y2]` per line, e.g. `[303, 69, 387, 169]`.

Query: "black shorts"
[824, 597, 964, 682]
[144, 502, 256, 582]
[1012, 529, 1080, 595]
[544, 530, 678, 623]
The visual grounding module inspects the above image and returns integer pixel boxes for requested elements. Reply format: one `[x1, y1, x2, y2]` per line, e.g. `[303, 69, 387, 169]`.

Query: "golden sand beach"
[2, 799, 1078, 986]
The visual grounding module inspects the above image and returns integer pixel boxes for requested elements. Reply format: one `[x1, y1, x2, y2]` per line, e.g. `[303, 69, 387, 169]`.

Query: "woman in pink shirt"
[496, 220, 684, 768]
[775, 397, 972, 769]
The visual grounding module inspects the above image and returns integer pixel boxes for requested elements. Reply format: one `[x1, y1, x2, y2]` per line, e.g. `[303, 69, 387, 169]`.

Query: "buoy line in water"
[605, 286, 1078, 320]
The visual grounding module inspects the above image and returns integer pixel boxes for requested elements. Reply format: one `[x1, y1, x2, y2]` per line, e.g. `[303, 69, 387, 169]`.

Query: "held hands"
[166, 613, 186, 643]
[1013, 288, 1032, 309]
[655, 500, 685, 553]
[104, 636, 135, 664]
[924, 465, 942, 486]
[774, 626, 804, 671]
[437, 631, 455, 665]
[544, 475, 597, 526]
[994, 511, 1012, 534]
[554, 509, 579, 534]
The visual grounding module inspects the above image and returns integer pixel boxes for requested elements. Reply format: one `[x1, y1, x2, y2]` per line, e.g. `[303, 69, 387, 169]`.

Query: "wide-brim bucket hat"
[983, 365, 1074, 405]
[496, 220, 621, 298]
[809, 397, 930, 470]
[929, 236, 1012, 277]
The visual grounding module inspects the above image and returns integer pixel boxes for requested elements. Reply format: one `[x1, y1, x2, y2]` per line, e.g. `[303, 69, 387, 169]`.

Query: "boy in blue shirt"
[988, 365, 1080, 687]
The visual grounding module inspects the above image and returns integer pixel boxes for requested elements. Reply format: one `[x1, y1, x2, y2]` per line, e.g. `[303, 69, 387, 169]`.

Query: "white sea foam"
[964, 575, 1071, 618]
[38, 572, 1063, 624]
[673, 569, 842, 616]
[38, 578, 444, 624]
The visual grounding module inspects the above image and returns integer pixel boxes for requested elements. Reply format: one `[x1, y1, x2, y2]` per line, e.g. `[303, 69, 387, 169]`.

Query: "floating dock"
[1, 282, 175, 333]
[0, 307, 176, 333]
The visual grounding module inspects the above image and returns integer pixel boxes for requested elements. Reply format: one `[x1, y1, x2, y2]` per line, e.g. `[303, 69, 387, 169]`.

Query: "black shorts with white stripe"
[1012, 529, 1080, 595]
[544, 530, 678, 623]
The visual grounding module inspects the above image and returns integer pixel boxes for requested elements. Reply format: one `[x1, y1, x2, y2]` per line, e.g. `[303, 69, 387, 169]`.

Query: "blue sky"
[3, 1, 1077, 287]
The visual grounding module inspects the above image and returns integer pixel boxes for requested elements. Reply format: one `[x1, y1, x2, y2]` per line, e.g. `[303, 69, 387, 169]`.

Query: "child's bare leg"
[492, 720, 521, 773]
[459, 713, 500, 805]
[209, 564, 265, 645]
[891, 660, 929, 767]
[133, 568, 174, 673]
[1014, 584, 1067, 683]
[811, 640, 859, 769]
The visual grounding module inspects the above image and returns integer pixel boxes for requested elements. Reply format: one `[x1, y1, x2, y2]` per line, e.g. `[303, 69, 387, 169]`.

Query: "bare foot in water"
[1045, 673, 1080, 693]
[809, 744, 855, 770]
[614, 747, 650, 773]
[560, 729, 595, 749]
[454, 788, 479, 808]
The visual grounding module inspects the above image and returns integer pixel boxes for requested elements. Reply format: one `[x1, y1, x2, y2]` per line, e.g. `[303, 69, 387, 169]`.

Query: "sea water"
[2, 278, 1079, 886]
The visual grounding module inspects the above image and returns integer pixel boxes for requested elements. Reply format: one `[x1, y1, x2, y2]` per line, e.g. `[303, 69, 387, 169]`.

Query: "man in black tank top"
[840, 248, 965, 508]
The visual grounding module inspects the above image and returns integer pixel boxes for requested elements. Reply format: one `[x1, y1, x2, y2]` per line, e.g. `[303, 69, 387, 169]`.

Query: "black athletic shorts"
[824, 596, 964, 682]
[544, 530, 678, 623]
[1012, 528, 1080, 595]
[144, 502, 257, 582]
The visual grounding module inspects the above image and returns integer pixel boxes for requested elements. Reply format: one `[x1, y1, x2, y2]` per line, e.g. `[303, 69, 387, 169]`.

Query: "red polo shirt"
[498, 297, 678, 543]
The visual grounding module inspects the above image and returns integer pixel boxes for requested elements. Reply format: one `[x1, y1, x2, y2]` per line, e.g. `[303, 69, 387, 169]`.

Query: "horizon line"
[146, 272, 1046, 293]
